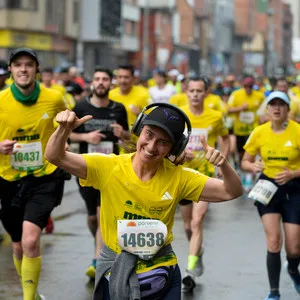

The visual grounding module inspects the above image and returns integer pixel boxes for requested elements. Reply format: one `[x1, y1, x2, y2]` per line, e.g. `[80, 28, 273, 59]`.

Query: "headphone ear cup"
[170, 135, 188, 157]
[131, 113, 146, 136]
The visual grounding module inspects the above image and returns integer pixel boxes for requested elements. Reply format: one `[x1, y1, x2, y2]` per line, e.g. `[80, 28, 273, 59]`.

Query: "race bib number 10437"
[10, 142, 43, 171]
[118, 219, 168, 260]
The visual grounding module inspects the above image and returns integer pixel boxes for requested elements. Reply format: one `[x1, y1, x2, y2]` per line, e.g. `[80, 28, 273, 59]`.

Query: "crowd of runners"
[0, 47, 299, 300]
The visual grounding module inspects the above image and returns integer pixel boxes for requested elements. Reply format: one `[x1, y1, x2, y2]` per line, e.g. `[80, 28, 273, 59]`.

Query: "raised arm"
[45, 110, 93, 179]
[198, 136, 243, 202]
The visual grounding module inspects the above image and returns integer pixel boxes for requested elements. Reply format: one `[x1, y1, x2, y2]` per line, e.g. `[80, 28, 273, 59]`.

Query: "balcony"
[138, 0, 176, 9]
[123, 3, 140, 22]
[120, 34, 139, 52]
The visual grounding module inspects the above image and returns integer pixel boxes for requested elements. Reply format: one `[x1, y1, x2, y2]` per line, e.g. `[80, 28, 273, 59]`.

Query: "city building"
[0, 0, 80, 67]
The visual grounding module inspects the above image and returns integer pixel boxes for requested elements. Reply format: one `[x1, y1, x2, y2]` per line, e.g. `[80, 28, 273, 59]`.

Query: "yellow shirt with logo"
[109, 86, 149, 127]
[228, 89, 264, 136]
[80, 153, 208, 272]
[244, 120, 300, 178]
[180, 106, 228, 176]
[0, 85, 66, 181]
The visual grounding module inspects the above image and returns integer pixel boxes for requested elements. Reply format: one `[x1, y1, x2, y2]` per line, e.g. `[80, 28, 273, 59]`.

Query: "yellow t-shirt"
[204, 93, 226, 114]
[181, 106, 228, 176]
[228, 89, 264, 136]
[289, 95, 300, 120]
[169, 93, 188, 107]
[40, 83, 66, 95]
[244, 120, 300, 178]
[291, 86, 300, 97]
[109, 86, 149, 127]
[80, 153, 208, 272]
[169, 93, 226, 114]
[0, 85, 66, 181]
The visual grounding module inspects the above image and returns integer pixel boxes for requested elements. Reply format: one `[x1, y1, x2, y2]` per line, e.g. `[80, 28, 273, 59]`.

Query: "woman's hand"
[274, 168, 295, 185]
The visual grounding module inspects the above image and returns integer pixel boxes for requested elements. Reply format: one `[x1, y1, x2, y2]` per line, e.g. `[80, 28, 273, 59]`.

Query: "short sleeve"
[218, 117, 229, 137]
[243, 129, 260, 156]
[179, 167, 209, 202]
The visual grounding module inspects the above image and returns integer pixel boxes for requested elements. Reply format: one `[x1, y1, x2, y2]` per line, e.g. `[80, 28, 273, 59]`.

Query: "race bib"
[88, 141, 113, 154]
[118, 219, 168, 260]
[10, 142, 43, 171]
[248, 180, 278, 206]
[224, 116, 233, 129]
[186, 128, 208, 151]
[239, 112, 254, 124]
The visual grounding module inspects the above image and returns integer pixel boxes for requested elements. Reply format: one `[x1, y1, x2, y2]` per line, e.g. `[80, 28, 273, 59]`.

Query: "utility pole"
[142, 0, 149, 77]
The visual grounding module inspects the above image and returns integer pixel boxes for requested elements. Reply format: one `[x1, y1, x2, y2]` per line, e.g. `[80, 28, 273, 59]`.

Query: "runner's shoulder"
[40, 84, 64, 102]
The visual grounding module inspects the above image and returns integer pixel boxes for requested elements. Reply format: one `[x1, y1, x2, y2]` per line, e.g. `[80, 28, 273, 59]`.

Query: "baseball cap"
[168, 69, 180, 77]
[143, 106, 186, 143]
[242, 76, 255, 86]
[266, 91, 290, 106]
[9, 47, 39, 66]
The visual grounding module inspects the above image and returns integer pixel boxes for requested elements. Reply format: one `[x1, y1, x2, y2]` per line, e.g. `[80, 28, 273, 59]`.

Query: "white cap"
[177, 74, 185, 82]
[168, 69, 180, 77]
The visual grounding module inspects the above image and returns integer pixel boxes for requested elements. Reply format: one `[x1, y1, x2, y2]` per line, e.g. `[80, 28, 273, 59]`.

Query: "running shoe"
[45, 217, 54, 234]
[284, 261, 300, 294]
[182, 270, 196, 293]
[35, 293, 46, 300]
[85, 259, 97, 280]
[194, 247, 204, 277]
[264, 292, 280, 300]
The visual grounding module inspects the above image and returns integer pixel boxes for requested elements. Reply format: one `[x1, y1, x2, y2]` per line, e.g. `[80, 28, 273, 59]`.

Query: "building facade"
[0, 0, 80, 67]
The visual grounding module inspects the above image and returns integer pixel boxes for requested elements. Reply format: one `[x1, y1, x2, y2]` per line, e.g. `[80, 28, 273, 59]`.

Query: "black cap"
[143, 107, 185, 142]
[9, 47, 39, 66]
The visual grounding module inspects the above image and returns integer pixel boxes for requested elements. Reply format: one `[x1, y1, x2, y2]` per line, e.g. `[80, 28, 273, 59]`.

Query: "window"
[26, 0, 38, 10]
[7, 0, 21, 8]
[0, 0, 6, 8]
[7, 0, 38, 10]
[46, 0, 55, 23]
[73, 0, 79, 23]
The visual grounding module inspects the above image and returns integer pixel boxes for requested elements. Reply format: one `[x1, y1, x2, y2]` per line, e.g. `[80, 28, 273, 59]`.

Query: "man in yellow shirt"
[0, 47, 67, 300]
[227, 76, 264, 161]
[179, 77, 230, 291]
[109, 64, 149, 128]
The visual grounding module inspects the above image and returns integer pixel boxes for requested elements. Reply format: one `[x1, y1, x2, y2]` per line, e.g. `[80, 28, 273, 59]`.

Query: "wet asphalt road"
[0, 178, 299, 300]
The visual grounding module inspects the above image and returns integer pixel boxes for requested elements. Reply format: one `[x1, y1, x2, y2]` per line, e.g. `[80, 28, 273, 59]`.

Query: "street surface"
[0, 177, 298, 300]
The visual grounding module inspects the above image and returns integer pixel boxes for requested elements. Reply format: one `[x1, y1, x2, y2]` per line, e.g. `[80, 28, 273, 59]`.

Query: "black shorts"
[179, 199, 192, 206]
[236, 135, 249, 154]
[76, 178, 100, 216]
[255, 173, 300, 225]
[0, 168, 65, 242]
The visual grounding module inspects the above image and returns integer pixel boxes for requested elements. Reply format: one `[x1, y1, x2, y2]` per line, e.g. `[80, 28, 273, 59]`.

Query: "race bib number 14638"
[118, 219, 167, 260]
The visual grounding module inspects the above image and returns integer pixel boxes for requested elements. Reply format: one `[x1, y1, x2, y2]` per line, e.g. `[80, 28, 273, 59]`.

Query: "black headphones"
[131, 103, 192, 157]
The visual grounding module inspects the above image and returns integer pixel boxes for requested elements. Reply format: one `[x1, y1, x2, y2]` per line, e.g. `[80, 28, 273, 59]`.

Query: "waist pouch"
[138, 266, 175, 300]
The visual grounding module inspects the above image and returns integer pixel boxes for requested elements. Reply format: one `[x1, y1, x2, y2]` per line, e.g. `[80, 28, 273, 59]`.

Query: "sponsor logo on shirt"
[161, 191, 173, 200]
[284, 141, 292, 147]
